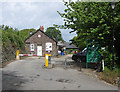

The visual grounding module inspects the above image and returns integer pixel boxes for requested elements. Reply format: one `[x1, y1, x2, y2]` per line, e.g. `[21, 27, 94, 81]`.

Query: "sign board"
[46, 42, 52, 51]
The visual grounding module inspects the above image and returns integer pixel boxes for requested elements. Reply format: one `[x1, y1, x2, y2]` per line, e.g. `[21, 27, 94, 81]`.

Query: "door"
[37, 45, 42, 56]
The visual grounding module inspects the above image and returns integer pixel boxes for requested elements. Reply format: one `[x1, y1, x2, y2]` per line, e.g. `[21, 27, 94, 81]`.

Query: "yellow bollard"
[48, 54, 51, 64]
[45, 54, 48, 67]
[16, 50, 20, 60]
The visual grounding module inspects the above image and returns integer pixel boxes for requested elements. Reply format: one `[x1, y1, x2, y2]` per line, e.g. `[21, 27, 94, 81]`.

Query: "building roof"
[58, 42, 78, 49]
[57, 41, 65, 46]
[64, 42, 78, 49]
[25, 29, 57, 43]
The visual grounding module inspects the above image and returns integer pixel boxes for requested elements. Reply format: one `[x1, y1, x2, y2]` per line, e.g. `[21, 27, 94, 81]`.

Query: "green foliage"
[100, 66, 119, 85]
[70, 36, 86, 50]
[45, 27, 64, 43]
[99, 46, 118, 70]
[1, 25, 36, 62]
[19, 28, 36, 49]
[19, 28, 36, 41]
[57, 1, 120, 69]
[1, 25, 19, 62]
[103, 66, 118, 78]
[2, 25, 18, 48]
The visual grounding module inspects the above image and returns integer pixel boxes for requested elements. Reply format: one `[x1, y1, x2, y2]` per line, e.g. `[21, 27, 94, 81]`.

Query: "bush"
[99, 46, 118, 70]
[99, 66, 119, 85]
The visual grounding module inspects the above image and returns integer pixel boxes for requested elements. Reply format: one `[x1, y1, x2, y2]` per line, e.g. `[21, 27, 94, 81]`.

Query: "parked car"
[72, 48, 102, 71]
[72, 48, 87, 62]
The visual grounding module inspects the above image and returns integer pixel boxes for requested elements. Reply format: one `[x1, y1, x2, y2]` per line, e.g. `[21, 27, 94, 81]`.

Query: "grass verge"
[98, 66, 120, 86]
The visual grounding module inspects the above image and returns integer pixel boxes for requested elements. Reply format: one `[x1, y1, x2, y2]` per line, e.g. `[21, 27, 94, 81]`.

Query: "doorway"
[37, 44, 42, 56]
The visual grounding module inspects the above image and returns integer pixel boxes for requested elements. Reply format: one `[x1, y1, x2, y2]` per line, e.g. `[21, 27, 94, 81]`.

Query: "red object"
[33, 55, 37, 56]
[23, 54, 28, 56]
[95, 62, 97, 64]
[19, 54, 45, 57]
[40, 26, 44, 31]
[74, 51, 76, 54]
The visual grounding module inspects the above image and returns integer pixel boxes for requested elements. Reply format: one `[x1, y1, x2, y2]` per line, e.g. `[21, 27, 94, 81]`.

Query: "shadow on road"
[2, 71, 28, 90]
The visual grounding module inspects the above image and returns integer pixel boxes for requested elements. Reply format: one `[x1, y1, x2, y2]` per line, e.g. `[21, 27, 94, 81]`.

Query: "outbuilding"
[57, 41, 79, 54]
[25, 26, 57, 56]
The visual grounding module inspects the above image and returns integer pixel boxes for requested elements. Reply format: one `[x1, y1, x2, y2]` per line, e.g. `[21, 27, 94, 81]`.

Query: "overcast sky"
[1, 0, 77, 42]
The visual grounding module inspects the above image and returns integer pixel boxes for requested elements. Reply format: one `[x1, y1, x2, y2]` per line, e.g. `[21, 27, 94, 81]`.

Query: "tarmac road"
[2, 55, 118, 91]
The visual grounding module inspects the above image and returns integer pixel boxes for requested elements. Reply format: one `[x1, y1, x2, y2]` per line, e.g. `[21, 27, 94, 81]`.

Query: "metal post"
[79, 58, 82, 71]
[64, 58, 67, 69]
[102, 59, 104, 71]
[86, 47, 88, 69]
[86, 62, 88, 68]
[112, 5, 115, 70]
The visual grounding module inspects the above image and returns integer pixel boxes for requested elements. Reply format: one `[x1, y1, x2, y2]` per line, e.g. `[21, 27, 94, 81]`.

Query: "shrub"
[100, 66, 119, 85]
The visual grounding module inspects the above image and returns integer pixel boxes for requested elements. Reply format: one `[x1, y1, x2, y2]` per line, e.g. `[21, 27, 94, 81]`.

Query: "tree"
[1, 25, 36, 63]
[45, 27, 64, 43]
[57, 1, 120, 68]
[70, 36, 86, 51]
[1, 25, 21, 62]
[19, 28, 36, 41]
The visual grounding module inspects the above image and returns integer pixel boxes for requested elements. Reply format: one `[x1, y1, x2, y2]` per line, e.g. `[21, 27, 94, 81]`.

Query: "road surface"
[2, 55, 118, 90]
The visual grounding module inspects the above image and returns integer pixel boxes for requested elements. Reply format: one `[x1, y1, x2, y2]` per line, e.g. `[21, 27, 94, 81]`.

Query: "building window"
[38, 35, 41, 38]
[30, 44, 34, 51]
[46, 42, 52, 51]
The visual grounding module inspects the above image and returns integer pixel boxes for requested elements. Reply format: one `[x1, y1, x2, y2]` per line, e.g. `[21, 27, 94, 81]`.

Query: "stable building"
[25, 26, 57, 56]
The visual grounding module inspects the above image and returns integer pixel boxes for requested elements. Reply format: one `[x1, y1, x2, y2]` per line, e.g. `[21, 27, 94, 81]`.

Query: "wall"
[25, 30, 57, 56]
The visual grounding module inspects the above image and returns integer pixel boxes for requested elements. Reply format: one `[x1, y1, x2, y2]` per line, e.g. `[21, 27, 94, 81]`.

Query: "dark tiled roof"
[25, 29, 57, 42]
[64, 42, 78, 49]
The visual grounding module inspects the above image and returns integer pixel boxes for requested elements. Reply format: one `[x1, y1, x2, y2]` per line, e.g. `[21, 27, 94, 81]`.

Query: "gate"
[86, 40, 101, 68]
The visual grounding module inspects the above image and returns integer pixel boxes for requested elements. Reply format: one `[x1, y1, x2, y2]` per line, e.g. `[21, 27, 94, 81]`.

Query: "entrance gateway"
[37, 44, 42, 56]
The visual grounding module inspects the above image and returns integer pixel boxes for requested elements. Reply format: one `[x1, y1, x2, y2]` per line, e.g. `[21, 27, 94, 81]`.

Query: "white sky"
[0, 0, 77, 42]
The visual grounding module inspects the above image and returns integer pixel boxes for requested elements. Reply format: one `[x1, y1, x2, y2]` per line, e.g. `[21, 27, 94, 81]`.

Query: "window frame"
[30, 44, 34, 51]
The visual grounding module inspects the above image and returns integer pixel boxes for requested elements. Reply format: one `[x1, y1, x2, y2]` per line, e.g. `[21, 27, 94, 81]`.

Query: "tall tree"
[45, 27, 64, 43]
[19, 28, 36, 41]
[57, 1, 120, 68]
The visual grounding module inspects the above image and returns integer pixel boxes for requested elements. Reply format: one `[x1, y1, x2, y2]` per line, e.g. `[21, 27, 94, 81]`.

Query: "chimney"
[40, 26, 44, 31]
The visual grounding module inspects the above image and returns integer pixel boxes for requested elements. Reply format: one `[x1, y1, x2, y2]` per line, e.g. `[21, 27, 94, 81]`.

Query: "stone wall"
[25, 30, 57, 56]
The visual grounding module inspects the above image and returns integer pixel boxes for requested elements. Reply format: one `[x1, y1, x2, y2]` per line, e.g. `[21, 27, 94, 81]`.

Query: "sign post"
[45, 42, 52, 67]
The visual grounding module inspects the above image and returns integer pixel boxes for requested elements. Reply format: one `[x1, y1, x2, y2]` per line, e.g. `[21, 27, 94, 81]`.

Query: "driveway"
[2, 55, 118, 90]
